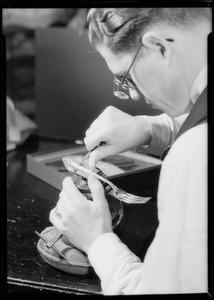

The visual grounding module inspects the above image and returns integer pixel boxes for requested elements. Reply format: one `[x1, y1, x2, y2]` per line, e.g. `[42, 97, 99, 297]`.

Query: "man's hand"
[84, 106, 152, 168]
[49, 175, 112, 254]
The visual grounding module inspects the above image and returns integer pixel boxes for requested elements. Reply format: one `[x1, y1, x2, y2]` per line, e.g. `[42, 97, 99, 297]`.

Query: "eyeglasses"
[113, 38, 174, 100]
[113, 44, 142, 100]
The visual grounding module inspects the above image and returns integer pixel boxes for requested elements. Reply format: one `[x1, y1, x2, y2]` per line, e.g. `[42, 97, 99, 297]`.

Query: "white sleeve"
[135, 113, 188, 156]
[88, 124, 207, 295]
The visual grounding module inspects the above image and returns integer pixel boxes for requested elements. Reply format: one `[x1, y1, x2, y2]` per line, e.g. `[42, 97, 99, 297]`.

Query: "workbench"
[6, 135, 159, 296]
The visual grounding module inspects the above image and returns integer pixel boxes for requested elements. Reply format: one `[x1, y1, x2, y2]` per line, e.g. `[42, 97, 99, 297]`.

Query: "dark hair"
[87, 8, 211, 54]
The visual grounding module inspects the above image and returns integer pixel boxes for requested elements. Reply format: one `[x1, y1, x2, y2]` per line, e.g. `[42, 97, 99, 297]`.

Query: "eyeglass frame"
[113, 38, 174, 100]
[113, 44, 142, 99]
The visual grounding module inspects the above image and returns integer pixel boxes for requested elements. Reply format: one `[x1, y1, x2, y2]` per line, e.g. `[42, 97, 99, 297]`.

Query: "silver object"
[78, 151, 90, 168]
[35, 231, 66, 260]
[46, 232, 63, 249]
[77, 142, 106, 169]
[62, 157, 152, 205]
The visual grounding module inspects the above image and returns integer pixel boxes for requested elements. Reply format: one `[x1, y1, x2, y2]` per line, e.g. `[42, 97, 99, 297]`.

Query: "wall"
[35, 28, 161, 139]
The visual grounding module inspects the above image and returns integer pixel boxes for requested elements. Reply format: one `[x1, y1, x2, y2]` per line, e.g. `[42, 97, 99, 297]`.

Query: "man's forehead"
[97, 45, 133, 76]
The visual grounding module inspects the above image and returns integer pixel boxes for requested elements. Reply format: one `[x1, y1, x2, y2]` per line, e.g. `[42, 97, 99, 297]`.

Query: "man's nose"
[129, 87, 143, 101]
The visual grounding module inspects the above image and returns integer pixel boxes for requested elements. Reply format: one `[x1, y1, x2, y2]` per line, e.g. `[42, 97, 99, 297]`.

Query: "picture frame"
[27, 145, 162, 192]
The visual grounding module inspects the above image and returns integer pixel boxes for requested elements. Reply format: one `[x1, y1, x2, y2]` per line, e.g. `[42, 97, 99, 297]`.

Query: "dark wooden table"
[6, 135, 159, 296]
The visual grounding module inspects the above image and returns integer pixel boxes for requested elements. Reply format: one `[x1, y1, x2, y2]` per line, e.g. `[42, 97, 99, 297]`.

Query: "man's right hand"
[84, 106, 152, 168]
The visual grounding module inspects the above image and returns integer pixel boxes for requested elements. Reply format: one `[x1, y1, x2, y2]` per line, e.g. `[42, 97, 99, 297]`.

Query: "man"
[50, 8, 211, 294]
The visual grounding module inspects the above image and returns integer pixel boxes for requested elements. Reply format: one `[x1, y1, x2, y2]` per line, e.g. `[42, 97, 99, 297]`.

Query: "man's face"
[98, 43, 192, 118]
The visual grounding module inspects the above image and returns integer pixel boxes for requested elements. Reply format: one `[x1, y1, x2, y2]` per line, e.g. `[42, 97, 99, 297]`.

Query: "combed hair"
[87, 8, 211, 53]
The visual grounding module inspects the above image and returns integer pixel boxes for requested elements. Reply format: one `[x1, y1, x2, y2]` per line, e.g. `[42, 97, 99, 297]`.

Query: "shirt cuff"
[88, 232, 128, 278]
[135, 115, 172, 156]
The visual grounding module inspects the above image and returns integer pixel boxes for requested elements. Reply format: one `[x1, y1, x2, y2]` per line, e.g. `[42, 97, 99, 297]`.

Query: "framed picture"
[27, 145, 161, 191]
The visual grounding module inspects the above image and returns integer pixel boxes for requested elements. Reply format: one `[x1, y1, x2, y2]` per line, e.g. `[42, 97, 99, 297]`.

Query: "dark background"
[4, 8, 161, 140]
[35, 28, 161, 139]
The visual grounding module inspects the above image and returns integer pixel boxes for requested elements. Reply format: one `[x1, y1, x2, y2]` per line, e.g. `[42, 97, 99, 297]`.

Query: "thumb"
[89, 145, 117, 168]
[88, 174, 109, 209]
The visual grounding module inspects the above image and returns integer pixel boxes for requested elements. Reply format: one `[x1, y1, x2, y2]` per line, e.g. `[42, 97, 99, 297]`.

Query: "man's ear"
[141, 32, 171, 60]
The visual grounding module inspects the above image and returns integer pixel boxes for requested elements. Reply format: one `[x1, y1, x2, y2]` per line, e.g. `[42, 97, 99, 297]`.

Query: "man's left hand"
[49, 175, 113, 254]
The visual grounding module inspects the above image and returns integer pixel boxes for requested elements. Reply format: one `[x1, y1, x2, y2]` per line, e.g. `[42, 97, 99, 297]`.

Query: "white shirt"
[88, 66, 208, 295]
[135, 113, 188, 156]
[136, 65, 207, 156]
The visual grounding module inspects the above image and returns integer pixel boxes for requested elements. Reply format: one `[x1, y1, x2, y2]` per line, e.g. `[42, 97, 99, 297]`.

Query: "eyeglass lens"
[113, 80, 130, 100]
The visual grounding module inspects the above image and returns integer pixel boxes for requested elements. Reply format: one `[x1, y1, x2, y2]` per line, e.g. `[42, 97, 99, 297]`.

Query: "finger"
[49, 207, 64, 232]
[56, 198, 67, 219]
[85, 126, 96, 136]
[88, 174, 109, 210]
[62, 176, 83, 200]
[84, 132, 108, 152]
[59, 189, 80, 212]
[85, 117, 102, 136]
[56, 198, 64, 211]
[85, 108, 108, 134]
[89, 144, 117, 168]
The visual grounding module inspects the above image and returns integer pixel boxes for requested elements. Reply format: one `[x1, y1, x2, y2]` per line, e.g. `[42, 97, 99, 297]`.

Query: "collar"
[190, 65, 207, 104]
